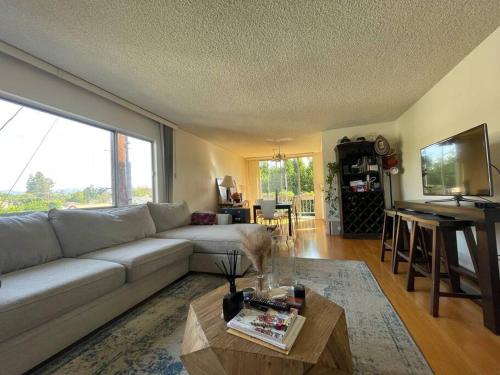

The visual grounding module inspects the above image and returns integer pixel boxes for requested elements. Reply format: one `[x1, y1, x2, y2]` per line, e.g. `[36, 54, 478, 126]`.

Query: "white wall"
[0, 50, 249, 212]
[396, 27, 500, 269]
[321, 121, 401, 232]
[173, 129, 247, 212]
[312, 152, 325, 220]
[397, 27, 500, 201]
[321, 26, 500, 218]
[0, 51, 166, 201]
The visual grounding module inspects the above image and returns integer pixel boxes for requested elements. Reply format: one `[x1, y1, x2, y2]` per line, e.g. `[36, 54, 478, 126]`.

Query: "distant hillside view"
[0, 171, 152, 214]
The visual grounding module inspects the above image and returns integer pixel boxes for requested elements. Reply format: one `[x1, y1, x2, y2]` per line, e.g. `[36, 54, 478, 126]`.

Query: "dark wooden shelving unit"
[335, 141, 386, 238]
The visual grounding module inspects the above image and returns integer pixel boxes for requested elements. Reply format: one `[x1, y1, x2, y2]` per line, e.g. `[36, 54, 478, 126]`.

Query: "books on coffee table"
[226, 308, 306, 354]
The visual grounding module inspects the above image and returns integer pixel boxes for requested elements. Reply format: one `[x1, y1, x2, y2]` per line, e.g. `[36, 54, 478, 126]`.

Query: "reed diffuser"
[215, 250, 243, 321]
[215, 250, 239, 293]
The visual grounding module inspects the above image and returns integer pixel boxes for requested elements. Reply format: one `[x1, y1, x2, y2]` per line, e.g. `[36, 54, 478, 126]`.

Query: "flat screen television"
[420, 124, 493, 201]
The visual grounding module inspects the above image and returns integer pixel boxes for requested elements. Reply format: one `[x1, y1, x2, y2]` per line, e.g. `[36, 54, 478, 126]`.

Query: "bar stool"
[405, 214, 482, 317]
[392, 211, 416, 274]
[380, 209, 397, 262]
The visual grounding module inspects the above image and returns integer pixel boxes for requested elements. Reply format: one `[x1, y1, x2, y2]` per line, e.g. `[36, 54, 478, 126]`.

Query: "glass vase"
[255, 271, 266, 294]
[271, 235, 296, 288]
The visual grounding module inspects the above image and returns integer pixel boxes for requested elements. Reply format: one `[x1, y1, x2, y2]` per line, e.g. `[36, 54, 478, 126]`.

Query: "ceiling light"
[272, 146, 286, 162]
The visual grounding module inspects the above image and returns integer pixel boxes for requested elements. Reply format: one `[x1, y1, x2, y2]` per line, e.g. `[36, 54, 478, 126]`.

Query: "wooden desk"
[253, 203, 293, 236]
[395, 200, 500, 334]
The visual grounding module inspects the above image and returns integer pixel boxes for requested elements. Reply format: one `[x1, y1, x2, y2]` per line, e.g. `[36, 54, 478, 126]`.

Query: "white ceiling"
[0, 1, 499, 157]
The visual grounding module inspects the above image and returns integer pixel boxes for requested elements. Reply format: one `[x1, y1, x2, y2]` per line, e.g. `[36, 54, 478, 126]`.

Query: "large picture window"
[0, 97, 155, 214]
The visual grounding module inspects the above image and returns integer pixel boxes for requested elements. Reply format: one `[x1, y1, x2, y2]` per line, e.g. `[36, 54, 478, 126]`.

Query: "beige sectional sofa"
[155, 224, 256, 273]
[0, 202, 264, 374]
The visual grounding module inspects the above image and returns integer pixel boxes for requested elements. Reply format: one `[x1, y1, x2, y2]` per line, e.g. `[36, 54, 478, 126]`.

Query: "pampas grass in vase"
[238, 228, 272, 292]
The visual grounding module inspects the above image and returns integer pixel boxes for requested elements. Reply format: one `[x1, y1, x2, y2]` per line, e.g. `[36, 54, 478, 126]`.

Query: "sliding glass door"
[258, 156, 315, 216]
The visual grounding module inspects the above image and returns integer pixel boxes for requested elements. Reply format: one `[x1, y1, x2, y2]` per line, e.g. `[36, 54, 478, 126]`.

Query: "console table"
[219, 207, 251, 224]
[395, 200, 500, 334]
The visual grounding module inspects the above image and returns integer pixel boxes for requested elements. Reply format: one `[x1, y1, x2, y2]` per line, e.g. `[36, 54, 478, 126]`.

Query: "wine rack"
[335, 141, 386, 238]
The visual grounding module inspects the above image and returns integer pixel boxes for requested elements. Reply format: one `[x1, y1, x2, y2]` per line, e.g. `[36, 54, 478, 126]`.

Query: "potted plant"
[325, 161, 340, 219]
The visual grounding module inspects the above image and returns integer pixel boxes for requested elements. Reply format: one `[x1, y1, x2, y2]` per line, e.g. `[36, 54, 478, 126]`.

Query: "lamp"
[220, 175, 235, 201]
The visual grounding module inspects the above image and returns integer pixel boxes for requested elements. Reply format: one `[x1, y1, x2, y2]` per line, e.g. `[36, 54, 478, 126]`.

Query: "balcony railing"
[299, 195, 315, 216]
[260, 193, 315, 217]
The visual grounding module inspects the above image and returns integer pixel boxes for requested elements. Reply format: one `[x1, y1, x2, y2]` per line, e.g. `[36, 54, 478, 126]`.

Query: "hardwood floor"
[293, 219, 500, 375]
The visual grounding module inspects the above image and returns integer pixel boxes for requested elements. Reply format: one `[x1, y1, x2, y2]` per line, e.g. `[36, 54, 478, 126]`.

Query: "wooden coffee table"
[181, 278, 352, 375]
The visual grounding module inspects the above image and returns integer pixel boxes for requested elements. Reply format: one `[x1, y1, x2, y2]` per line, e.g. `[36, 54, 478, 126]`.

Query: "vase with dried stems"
[238, 228, 272, 293]
[271, 235, 296, 287]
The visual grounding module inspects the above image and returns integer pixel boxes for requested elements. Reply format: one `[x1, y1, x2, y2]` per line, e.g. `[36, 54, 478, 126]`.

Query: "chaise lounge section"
[155, 224, 256, 274]
[0, 202, 265, 374]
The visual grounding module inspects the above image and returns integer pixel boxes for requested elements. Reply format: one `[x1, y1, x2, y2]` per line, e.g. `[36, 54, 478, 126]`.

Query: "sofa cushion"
[79, 238, 193, 282]
[154, 223, 266, 255]
[0, 212, 62, 274]
[147, 201, 190, 232]
[0, 258, 125, 342]
[48, 205, 157, 257]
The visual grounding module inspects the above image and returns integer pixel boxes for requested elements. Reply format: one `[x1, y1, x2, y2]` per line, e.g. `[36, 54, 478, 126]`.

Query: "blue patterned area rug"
[30, 259, 432, 374]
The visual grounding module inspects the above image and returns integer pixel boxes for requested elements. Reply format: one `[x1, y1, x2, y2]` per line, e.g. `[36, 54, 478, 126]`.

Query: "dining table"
[252, 202, 293, 236]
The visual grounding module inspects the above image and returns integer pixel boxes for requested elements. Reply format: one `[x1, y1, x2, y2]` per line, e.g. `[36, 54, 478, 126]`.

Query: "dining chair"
[261, 200, 283, 232]
[292, 195, 301, 229]
[254, 199, 264, 223]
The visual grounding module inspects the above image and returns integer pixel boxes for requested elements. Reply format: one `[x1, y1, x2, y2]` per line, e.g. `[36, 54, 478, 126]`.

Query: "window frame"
[114, 131, 156, 206]
[0, 93, 157, 212]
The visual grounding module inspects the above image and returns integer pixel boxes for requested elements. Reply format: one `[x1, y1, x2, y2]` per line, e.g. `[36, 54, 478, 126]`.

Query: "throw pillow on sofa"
[0, 212, 62, 274]
[48, 205, 157, 257]
[191, 212, 216, 225]
[147, 201, 190, 232]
